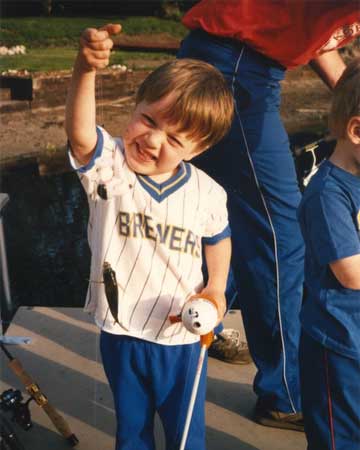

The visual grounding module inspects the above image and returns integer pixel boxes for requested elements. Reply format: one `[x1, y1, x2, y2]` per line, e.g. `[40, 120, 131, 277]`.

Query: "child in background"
[65, 24, 234, 450]
[298, 58, 360, 449]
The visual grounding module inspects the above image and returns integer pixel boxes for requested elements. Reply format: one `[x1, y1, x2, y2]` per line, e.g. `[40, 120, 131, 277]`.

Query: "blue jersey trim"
[77, 127, 104, 173]
[137, 162, 191, 202]
[203, 225, 231, 245]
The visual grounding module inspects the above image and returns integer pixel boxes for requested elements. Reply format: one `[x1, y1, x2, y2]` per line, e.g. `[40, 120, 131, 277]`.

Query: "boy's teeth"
[139, 146, 156, 161]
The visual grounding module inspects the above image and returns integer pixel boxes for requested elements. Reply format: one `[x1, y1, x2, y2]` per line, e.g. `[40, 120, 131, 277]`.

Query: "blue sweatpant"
[300, 331, 360, 450]
[178, 30, 304, 413]
[100, 331, 207, 450]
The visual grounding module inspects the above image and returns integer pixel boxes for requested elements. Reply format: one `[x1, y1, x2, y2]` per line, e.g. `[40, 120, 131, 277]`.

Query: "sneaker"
[208, 328, 253, 365]
[253, 400, 304, 432]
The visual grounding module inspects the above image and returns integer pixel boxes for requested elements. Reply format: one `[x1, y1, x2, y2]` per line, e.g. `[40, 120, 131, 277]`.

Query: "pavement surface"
[0, 308, 306, 450]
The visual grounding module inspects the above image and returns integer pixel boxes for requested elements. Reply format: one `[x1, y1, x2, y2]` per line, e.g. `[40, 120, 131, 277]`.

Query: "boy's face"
[123, 95, 201, 181]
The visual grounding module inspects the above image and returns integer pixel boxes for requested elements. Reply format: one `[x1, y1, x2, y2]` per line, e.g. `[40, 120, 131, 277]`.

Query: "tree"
[42, 0, 52, 16]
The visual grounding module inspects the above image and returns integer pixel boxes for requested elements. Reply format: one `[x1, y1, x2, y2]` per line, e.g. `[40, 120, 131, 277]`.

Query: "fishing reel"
[0, 389, 33, 431]
[170, 295, 219, 336]
[181, 297, 218, 335]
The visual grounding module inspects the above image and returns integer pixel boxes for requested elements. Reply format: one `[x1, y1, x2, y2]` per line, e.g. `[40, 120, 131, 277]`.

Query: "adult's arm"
[309, 49, 347, 90]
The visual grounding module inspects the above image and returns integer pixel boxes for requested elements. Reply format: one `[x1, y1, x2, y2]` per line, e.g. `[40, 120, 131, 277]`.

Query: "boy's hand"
[77, 23, 122, 72]
[197, 287, 226, 325]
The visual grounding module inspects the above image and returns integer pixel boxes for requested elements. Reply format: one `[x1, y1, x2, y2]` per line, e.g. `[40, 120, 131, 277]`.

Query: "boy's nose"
[145, 130, 164, 148]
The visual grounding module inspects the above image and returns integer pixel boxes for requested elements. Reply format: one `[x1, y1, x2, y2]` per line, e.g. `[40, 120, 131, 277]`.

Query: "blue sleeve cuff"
[76, 127, 104, 173]
[202, 225, 231, 245]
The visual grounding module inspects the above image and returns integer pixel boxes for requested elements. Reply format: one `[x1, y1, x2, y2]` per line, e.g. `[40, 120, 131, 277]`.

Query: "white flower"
[1, 45, 27, 56]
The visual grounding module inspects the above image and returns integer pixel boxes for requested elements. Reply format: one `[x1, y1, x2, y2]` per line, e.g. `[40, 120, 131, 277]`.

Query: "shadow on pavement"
[206, 426, 260, 450]
[207, 376, 255, 418]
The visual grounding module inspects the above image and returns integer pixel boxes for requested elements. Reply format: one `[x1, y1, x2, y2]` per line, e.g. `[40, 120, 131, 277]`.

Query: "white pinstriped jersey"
[70, 127, 230, 345]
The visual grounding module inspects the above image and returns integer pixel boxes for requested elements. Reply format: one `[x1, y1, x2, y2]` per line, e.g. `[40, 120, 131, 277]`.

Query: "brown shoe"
[253, 401, 304, 432]
[208, 329, 252, 365]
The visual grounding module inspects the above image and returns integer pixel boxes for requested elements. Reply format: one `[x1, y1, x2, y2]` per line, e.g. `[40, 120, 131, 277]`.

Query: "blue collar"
[137, 162, 191, 202]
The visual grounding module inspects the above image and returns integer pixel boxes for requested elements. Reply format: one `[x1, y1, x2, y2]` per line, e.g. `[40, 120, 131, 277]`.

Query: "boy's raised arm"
[65, 24, 121, 165]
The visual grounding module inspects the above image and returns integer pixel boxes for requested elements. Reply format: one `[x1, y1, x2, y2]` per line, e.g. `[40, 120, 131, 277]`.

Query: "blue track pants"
[300, 332, 360, 450]
[178, 30, 304, 413]
[100, 332, 207, 450]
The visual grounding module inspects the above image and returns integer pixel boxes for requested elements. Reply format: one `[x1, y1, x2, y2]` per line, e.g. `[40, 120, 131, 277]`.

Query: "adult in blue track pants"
[178, 29, 304, 418]
[178, 0, 360, 431]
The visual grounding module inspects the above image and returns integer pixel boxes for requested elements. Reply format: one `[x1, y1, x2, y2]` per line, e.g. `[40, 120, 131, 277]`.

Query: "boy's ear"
[347, 116, 360, 144]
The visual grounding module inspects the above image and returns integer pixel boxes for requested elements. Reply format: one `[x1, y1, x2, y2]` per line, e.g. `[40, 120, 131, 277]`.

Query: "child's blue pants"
[100, 331, 207, 450]
[300, 331, 360, 450]
[178, 30, 304, 413]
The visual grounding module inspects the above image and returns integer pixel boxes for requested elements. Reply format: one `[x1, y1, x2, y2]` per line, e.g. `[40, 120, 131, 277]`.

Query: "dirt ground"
[0, 54, 333, 174]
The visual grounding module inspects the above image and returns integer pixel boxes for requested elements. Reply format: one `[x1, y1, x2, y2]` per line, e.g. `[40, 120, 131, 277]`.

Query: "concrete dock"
[0, 308, 306, 450]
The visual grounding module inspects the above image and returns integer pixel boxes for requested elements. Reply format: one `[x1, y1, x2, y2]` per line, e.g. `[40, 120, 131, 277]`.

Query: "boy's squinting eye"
[168, 135, 183, 147]
[142, 114, 156, 127]
[141, 113, 184, 148]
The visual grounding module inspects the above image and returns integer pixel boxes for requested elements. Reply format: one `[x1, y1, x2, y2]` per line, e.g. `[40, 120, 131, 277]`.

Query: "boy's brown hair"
[136, 58, 234, 152]
[329, 57, 360, 138]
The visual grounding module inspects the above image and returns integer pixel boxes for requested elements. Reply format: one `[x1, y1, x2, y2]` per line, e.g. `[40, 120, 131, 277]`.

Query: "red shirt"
[182, 0, 360, 68]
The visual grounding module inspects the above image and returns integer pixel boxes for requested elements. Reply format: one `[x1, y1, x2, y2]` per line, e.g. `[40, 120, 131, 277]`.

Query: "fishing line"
[92, 326, 100, 432]
[92, 68, 104, 435]
[99, 70, 105, 128]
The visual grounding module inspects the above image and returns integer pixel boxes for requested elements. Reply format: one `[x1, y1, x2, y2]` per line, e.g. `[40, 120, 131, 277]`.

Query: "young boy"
[65, 24, 234, 450]
[298, 58, 360, 450]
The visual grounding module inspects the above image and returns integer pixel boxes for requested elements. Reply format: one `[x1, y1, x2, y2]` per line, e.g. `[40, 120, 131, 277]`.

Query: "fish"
[97, 184, 108, 200]
[103, 262, 120, 325]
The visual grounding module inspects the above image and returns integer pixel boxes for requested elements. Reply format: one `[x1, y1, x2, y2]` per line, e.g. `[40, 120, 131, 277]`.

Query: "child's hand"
[198, 287, 226, 325]
[77, 23, 122, 72]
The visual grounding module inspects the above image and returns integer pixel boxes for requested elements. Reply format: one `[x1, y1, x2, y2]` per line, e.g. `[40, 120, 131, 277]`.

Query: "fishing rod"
[0, 342, 79, 447]
[169, 295, 219, 450]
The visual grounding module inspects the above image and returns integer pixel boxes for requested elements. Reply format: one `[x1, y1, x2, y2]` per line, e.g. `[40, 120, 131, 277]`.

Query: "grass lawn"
[0, 47, 78, 72]
[0, 47, 173, 72]
[0, 16, 186, 46]
[0, 16, 184, 72]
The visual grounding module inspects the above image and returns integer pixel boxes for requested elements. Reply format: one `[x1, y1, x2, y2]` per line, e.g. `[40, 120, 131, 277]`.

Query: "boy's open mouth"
[136, 143, 157, 162]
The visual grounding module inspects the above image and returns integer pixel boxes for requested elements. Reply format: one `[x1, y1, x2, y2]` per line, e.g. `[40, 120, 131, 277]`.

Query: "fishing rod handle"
[42, 402, 79, 446]
[8, 358, 33, 386]
[8, 359, 79, 446]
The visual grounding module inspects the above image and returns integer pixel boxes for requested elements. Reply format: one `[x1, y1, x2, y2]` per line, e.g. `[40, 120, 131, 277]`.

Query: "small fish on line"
[97, 184, 108, 200]
[103, 261, 120, 325]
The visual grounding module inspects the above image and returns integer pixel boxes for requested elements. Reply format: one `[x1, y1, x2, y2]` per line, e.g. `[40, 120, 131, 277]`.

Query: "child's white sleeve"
[68, 126, 127, 201]
[202, 182, 231, 245]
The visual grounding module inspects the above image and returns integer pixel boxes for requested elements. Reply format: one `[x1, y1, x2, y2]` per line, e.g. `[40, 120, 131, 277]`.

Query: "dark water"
[1, 165, 90, 311]
[0, 133, 335, 317]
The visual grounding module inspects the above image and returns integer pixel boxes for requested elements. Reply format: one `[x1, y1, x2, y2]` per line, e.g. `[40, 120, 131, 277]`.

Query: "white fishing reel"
[181, 297, 218, 335]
